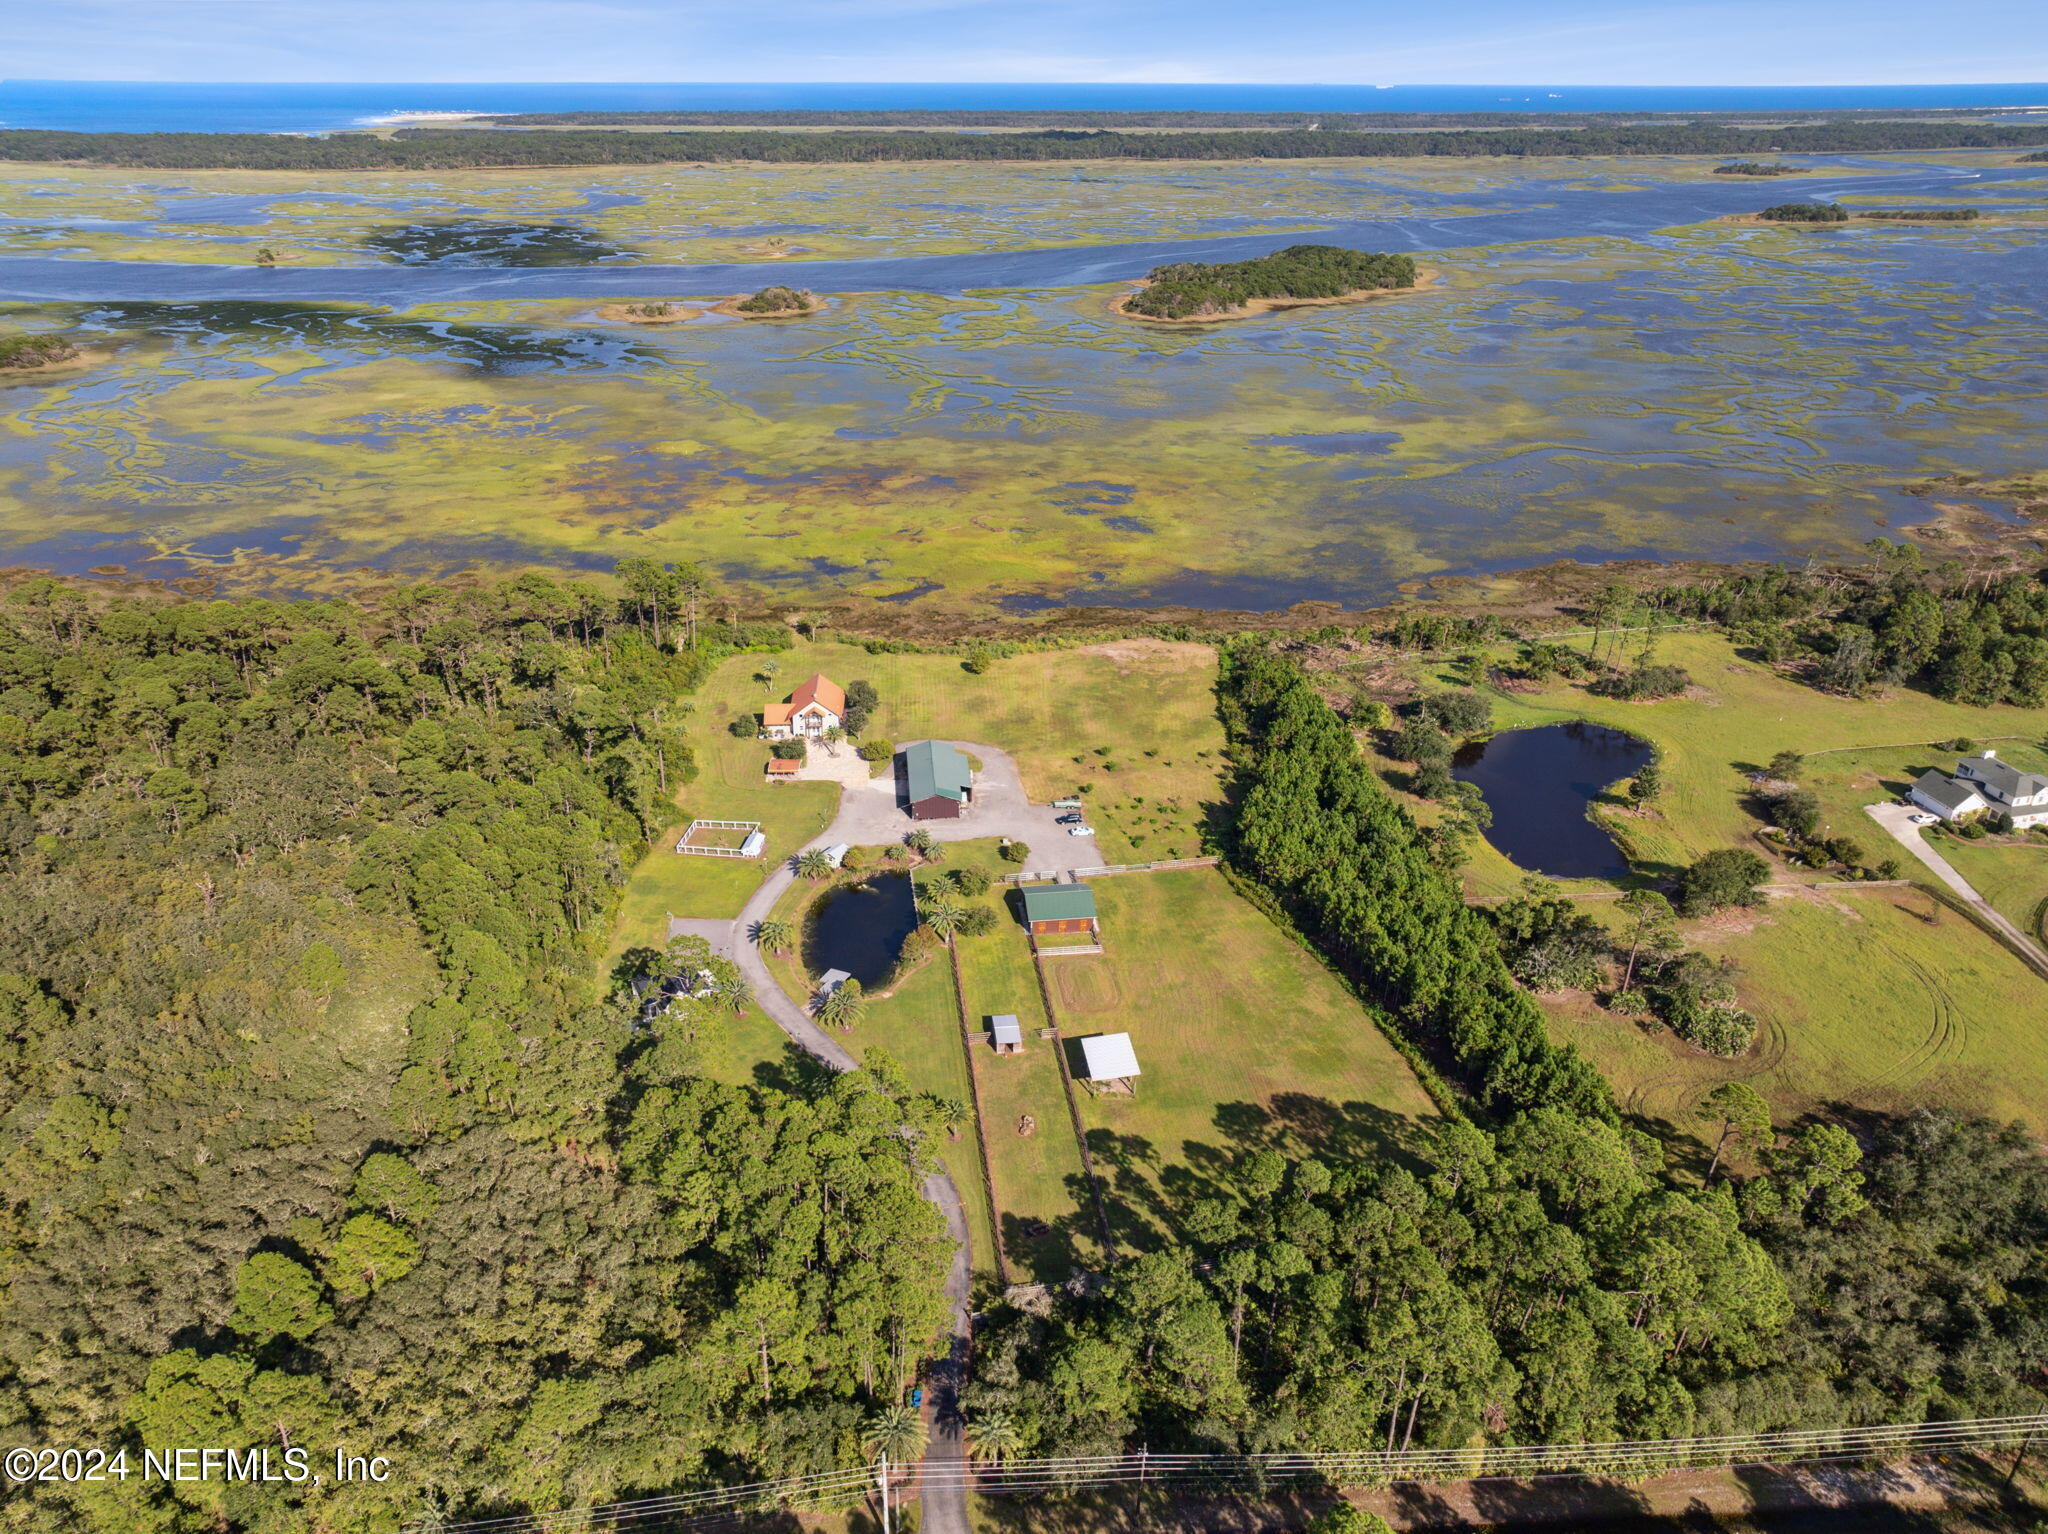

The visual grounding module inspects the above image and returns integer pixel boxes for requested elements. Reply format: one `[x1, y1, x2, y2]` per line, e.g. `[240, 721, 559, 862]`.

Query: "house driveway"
[1864, 802, 2048, 975]
[685, 740, 1077, 1534]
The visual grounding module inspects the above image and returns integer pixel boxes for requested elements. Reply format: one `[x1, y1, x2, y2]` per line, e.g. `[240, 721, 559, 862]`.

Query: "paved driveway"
[1865, 802, 2048, 975]
[819, 739, 1102, 872]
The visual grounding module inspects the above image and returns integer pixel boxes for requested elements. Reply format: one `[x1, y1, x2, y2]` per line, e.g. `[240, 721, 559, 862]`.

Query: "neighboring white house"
[1954, 751, 2048, 830]
[1909, 749, 2048, 829]
[1908, 770, 1988, 823]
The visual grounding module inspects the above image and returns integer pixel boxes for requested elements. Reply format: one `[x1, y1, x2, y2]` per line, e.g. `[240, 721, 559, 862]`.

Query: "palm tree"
[968, 1411, 1021, 1467]
[903, 828, 935, 859]
[818, 977, 866, 1029]
[795, 848, 834, 881]
[708, 965, 754, 1015]
[918, 894, 966, 941]
[753, 918, 795, 954]
[821, 724, 845, 757]
[860, 1402, 927, 1466]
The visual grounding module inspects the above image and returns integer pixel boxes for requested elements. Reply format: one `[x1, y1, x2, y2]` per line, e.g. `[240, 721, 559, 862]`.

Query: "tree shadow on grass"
[1001, 1205, 1089, 1284]
[1203, 1093, 1434, 1171]
[751, 1040, 838, 1098]
[1083, 1129, 1172, 1255]
[1628, 1108, 1710, 1186]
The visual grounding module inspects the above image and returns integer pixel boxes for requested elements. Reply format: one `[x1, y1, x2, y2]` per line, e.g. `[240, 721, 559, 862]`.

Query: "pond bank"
[1454, 721, 1653, 881]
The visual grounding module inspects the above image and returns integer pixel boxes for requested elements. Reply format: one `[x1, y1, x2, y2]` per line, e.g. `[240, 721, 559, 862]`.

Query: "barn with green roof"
[901, 740, 973, 820]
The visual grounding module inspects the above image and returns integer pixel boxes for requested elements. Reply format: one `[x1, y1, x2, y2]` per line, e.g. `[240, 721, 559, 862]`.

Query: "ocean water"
[4, 80, 2048, 135]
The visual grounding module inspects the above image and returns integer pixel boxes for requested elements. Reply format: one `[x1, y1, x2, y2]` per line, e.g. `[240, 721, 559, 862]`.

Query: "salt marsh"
[0, 152, 2043, 612]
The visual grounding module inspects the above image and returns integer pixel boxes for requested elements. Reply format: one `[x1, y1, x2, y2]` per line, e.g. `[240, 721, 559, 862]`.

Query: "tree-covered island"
[1118, 245, 1420, 321]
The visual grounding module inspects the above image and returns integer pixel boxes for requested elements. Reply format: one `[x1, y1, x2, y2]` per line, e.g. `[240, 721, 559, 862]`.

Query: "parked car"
[1068, 826, 1097, 838]
[1055, 812, 1085, 825]
[909, 1386, 924, 1408]
[1908, 812, 1937, 826]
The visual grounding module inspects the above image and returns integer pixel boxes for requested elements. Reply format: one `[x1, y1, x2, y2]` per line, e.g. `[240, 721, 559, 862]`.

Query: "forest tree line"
[0, 569, 958, 1533]
[1643, 547, 2048, 706]
[1, 120, 2043, 170]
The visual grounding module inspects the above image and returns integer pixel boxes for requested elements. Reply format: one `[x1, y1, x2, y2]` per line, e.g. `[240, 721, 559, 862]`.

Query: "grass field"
[1935, 838, 2048, 942]
[952, 930, 1101, 1283]
[1363, 631, 2048, 888]
[1039, 868, 1439, 1254]
[1549, 885, 2048, 1171]
[639, 638, 1228, 920]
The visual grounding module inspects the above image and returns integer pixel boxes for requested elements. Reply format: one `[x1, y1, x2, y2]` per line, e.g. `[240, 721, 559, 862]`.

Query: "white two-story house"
[1909, 749, 2048, 830]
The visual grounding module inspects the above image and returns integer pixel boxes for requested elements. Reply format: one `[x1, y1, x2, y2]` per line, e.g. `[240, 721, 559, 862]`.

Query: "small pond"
[1452, 721, 1652, 880]
[804, 871, 918, 987]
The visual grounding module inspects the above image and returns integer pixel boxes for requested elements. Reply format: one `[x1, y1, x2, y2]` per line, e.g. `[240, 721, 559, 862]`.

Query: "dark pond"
[1452, 721, 1652, 880]
[804, 871, 917, 987]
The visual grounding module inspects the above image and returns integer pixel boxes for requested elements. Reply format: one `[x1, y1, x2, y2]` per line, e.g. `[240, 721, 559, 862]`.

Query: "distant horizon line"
[9, 78, 2048, 89]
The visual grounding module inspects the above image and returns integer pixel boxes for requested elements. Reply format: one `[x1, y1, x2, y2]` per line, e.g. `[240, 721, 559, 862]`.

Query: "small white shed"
[990, 1014, 1024, 1055]
[1078, 1032, 1141, 1086]
[739, 830, 767, 858]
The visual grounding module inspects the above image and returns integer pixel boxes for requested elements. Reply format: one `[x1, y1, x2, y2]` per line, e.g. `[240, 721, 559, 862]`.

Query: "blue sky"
[7, 0, 2047, 85]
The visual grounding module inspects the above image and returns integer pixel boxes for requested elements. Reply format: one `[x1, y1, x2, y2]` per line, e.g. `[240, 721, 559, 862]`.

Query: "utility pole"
[879, 1453, 890, 1534]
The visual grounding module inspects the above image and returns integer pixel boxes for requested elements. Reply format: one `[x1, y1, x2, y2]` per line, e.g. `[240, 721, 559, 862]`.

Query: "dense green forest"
[1644, 546, 2048, 705]
[1, 119, 2043, 170]
[1758, 202, 1849, 221]
[0, 572, 955, 1532]
[956, 645, 2048, 1463]
[1124, 246, 1417, 319]
[1712, 161, 1802, 175]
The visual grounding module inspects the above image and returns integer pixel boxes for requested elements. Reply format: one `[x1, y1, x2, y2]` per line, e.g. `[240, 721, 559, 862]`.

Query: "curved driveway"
[719, 740, 1081, 1534]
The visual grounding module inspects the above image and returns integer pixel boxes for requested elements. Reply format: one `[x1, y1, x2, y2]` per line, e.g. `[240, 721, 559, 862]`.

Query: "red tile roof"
[766, 758, 801, 775]
[788, 673, 845, 717]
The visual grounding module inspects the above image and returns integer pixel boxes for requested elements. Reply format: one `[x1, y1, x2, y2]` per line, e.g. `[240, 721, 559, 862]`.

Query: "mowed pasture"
[1936, 836, 2048, 943]
[1458, 631, 2048, 880]
[612, 637, 1229, 941]
[952, 930, 1102, 1283]
[1549, 886, 2048, 1166]
[1041, 868, 1439, 1255]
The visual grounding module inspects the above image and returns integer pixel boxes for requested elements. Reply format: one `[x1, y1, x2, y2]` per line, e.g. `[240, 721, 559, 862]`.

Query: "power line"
[402, 1412, 2048, 1533]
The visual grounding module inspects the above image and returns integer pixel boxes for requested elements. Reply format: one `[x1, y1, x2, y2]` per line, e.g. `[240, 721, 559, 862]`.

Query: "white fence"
[675, 819, 762, 859]
[1006, 856, 1219, 884]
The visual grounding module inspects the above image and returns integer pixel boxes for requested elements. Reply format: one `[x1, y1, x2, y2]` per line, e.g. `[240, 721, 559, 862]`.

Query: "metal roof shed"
[990, 1014, 1024, 1054]
[1078, 1032, 1141, 1082]
[739, 830, 767, 858]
